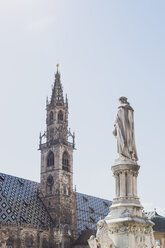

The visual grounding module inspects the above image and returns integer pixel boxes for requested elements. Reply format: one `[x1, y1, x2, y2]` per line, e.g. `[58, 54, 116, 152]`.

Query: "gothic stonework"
[0, 68, 77, 248]
[0, 223, 54, 248]
[39, 67, 77, 240]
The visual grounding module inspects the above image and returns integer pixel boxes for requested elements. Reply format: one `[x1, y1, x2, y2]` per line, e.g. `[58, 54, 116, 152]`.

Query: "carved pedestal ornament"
[88, 97, 156, 248]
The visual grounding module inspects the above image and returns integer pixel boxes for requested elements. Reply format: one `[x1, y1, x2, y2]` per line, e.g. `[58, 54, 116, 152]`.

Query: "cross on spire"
[56, 64, 59, 72]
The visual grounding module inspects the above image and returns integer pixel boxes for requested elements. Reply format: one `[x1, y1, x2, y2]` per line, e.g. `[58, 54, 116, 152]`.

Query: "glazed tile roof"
[76, 192, 112, 234]
[0, 173, 112, 232]
[0, 173, 53, 228]
[1, 173, 164, 235]
[146, 211, 165, 232]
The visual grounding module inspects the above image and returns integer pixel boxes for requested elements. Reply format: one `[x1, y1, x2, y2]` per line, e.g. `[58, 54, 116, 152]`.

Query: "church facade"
[0, 68, 164, 248]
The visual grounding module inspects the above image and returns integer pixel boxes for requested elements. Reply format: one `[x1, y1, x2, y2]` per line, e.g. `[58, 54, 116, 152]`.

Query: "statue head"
[119, 96, 129, 105]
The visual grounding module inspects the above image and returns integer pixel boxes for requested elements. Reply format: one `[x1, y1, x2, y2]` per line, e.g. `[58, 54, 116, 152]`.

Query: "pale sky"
[0, 0, 165, 215]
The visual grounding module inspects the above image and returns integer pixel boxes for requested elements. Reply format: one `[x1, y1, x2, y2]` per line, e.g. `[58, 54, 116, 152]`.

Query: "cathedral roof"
[0, 173, 112, 233]
[76, 192, 111, 233]
[146, 211, 165, 232]
[0, 173, 53, 228]
[1, 172, 165, 236]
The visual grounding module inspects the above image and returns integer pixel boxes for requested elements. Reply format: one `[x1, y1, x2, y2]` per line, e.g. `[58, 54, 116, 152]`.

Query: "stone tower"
[88, 97, 155, 248]
[39, 65, 76, 234]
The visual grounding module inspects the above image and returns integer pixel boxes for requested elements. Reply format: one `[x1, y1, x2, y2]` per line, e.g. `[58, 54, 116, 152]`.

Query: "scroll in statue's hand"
[113, 126, 117, 136]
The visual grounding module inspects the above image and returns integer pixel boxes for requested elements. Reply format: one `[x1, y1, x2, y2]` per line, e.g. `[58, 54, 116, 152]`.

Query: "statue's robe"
[114, 103, 138, 161]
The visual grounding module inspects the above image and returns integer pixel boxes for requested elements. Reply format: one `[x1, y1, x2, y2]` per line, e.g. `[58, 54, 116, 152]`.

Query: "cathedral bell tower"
[39, 65, 76, 233]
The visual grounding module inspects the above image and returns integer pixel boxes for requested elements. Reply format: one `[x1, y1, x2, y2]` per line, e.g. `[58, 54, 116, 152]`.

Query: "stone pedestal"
[88, 160, 156, 248]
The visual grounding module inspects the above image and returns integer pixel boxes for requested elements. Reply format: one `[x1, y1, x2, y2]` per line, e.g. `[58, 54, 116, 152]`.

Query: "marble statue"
[113, 96, 138, 162]
[88, 220, 116, 248]
[88, 97, 156, 248]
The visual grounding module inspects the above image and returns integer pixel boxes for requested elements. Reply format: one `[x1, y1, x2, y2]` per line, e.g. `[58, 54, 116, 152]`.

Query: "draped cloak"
[114, 103, 138, 161]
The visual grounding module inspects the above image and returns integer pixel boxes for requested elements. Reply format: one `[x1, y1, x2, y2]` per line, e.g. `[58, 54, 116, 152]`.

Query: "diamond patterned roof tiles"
[75, 192, 112, 234]
[0, 173, 112, 233]
[0, 173, 53, 228]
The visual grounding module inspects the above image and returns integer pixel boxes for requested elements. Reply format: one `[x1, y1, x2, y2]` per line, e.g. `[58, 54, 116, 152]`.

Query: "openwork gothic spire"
[39, 66, 75, 150]
[50, 64, 64, 106]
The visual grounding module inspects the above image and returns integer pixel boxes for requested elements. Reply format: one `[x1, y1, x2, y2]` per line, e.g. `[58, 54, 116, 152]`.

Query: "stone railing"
[39, 138, 74, 150]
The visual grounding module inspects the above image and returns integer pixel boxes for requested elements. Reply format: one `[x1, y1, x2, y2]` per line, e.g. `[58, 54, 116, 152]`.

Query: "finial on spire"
[56, 64, 59, 72]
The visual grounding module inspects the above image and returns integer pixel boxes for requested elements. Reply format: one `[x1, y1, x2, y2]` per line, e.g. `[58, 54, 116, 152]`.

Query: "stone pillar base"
[88, 161, 156, 248]
[88, 217, 155, 248]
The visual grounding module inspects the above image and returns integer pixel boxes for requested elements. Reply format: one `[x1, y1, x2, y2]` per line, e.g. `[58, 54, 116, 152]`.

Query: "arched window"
[62, 151, 70, 172]
[58, 110, 63, 122]
[49, 111, 54, 125]
[49, 239, 55, 248]
[25, 237, 33, 248]
[42, 239, 49, 248]
[63, 186, 69, 195]
[47, 151, 54, 166]
[63, 185, 67, 195]
[6, 238, 13, 248]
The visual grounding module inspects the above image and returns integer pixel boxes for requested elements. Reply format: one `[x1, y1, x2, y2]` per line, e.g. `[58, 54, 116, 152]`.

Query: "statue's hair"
[119, 96, 129, 104]
[119, 96, 127, 102]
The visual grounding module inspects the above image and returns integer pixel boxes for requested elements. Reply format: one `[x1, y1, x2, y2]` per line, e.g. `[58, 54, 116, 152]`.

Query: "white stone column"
[132, 174, 136, 196]
[115, 174, 120, 198]
[127, 172, 133, 196]
[120, 172, 126, 197]
[134, 175, 138, 196]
